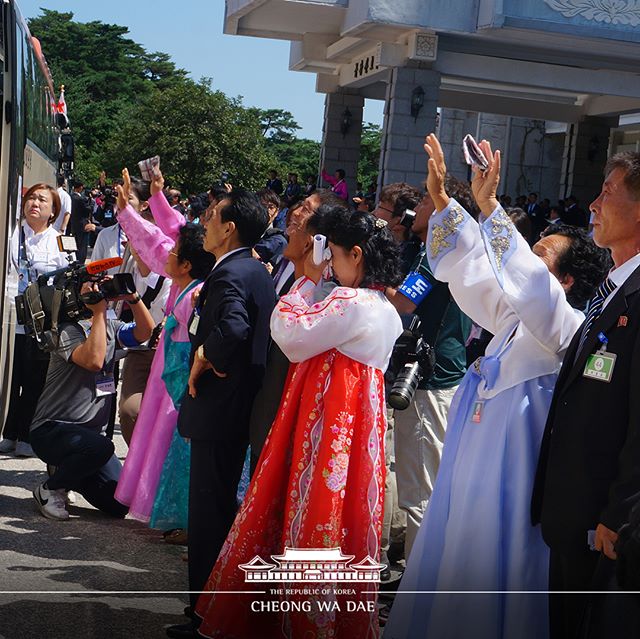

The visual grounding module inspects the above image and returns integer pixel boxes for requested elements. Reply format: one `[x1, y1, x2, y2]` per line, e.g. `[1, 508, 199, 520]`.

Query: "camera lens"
[388, 361, 422, 410]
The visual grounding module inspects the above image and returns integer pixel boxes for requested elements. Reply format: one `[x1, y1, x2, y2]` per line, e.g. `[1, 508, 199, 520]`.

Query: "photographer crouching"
[29, 277, 154, 521]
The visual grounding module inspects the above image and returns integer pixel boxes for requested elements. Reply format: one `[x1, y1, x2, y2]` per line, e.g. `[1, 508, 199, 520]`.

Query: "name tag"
[96, 373, 116, 396]
[471, 400, 484, 423]
[189, 312, 200, 336]
[583, 351, 616, 383]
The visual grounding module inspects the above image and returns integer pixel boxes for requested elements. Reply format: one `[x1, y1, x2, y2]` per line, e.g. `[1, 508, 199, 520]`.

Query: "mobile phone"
[462, 134, 489, 172]
[138, 155, 160, 181]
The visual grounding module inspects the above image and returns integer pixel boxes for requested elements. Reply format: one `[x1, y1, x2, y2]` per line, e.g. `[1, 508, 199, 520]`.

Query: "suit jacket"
[177, 248, 276, 441]
[532, 264, 640, 550]
[69, 192, 93, 237]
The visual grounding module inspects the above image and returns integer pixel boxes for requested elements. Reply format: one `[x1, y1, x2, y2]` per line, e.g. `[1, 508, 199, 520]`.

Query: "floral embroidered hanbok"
[196, 276, 402, 639]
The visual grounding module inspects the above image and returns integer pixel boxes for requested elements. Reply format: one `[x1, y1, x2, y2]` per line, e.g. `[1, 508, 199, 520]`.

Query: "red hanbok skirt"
[196, 349, 387, 639]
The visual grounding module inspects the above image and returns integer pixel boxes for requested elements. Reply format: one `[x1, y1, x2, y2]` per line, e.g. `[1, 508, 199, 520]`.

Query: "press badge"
[189, 311, 200, 336]
[96, 372, 116, 396]
[583, 332, 616, 383]
[398, 272, 433, 305]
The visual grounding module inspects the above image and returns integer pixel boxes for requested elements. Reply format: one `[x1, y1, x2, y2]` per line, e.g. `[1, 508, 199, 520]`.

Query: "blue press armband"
[117, 322, 141, 348]
[398, 272, 433, 305]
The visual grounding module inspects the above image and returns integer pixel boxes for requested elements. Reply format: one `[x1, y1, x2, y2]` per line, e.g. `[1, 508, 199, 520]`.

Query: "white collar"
[608, 252, 640, 289]
[212, 247, 246, 270]
[22, 221, 52, 239]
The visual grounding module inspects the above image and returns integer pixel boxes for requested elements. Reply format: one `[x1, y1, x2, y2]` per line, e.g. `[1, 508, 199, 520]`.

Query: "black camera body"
[386, 315, 436, 410]
[15, 261, 134, 352]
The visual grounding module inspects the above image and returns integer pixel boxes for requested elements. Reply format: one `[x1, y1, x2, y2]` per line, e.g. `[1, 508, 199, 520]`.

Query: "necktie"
[577, 277, 617, 354]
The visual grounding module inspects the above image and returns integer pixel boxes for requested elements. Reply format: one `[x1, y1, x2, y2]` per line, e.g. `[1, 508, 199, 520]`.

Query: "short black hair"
[209, 185, 228, 203]
[176, 222, 216, 280]
[310, 205, 403, 289]
[130, 177, 151, 203]
[335, 168, 346, 180]
[379, 183, 422, 218]
[57, 175, 65, 188]
[256, 188, 281, 211]
[506, 207, 532, 244]
[219, 189, 269, 247]
[541, 224, 613, 309]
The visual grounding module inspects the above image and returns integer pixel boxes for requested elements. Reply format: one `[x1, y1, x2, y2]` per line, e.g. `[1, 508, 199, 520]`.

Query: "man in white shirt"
[55, 177, 72, 234]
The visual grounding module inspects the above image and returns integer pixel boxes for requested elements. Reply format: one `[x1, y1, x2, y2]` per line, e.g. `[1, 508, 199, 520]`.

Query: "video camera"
[15, 243, 135, 352]
[386, 315, 436, 410]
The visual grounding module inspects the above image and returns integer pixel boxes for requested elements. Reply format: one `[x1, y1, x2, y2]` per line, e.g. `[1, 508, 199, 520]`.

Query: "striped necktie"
[577, 277, 617, 354]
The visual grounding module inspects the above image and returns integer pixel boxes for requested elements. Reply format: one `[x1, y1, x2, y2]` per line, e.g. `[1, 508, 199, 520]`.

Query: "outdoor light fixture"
[340, 107, 353, 137]
[411, 85, 425, 121]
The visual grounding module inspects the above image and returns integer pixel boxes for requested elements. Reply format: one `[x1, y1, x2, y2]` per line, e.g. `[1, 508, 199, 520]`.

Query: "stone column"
[437, 108, 478, 183]
[319, 90, 364, 199]
[378, 66, 440, 190]
[560, 116, 613, 206]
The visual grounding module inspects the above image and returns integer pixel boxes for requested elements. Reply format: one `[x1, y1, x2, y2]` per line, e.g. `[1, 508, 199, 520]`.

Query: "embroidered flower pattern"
[429, 203, 465, 259]
[323, 412, 354, 493]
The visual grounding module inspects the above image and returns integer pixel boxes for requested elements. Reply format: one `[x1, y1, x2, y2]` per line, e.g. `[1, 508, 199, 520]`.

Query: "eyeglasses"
[376, 204, 395, 215]
[169, 251, 180, 258]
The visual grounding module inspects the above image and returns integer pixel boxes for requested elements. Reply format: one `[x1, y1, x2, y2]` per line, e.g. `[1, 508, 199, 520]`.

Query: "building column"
[319, 90, 364, 199]
[437, 108, 479, 182]
[378, 66, 440, 190]
[560, 116, 613, 207]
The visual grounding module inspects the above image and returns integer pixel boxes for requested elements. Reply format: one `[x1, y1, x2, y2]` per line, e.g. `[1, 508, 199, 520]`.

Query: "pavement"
[0, 428, 189, 639]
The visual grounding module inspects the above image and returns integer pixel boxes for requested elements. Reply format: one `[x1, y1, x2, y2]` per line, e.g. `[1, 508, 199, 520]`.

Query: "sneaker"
[65, 490, 77, 505]
[33, 482, 69, 520]
[0, 438, 16, 453]
[15, 441, 35, 457]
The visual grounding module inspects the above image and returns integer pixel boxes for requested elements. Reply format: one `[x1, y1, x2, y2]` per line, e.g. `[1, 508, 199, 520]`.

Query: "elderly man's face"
[590, 167, 640, 251]
[284, 207, 312, 261]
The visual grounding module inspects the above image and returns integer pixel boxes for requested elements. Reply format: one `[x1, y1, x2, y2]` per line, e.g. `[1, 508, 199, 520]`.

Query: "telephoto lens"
[99, 273, 136, 300]
[388, 361, 422, 410]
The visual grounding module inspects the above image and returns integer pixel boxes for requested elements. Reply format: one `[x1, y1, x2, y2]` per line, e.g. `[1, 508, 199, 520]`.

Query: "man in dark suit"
[167, 190, 276, 638]
[562, 194, 589, 228]
[532, 152, 640, 639]
[526, 191, 546, 239]
[248, 191, 344, 473]
[69, 180, 95, 262]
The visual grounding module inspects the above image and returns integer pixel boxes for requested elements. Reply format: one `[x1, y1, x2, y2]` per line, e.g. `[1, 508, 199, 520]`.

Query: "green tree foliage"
[27, 10, 202, 184]
[358, 123, 382, 189]
[249, 108, 321, 181]
[103, 79, 275, 193]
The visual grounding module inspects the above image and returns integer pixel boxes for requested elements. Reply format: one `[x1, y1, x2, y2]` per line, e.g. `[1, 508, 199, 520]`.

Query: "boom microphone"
[84, 257, 123, 275]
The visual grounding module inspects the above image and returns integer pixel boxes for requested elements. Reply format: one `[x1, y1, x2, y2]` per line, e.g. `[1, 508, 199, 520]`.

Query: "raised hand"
[116, 168, 131, 211]
[150, 165, 165, 196]
[471, 140, 501, 217]
[423, 133, 450, 212]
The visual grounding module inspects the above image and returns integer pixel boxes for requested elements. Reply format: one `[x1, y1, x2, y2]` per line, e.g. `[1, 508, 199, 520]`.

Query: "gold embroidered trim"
[429, 203, 465, 259]
[488, 207, 514, 271]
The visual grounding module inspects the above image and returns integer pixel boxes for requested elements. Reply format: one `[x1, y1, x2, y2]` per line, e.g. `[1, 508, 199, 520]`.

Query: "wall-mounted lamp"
[340, 107, 353, 137]
[410, 85, 425, 122]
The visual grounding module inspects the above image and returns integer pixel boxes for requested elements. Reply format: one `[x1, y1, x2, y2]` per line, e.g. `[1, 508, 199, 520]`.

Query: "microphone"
[40, 256, 124, 282]
[84, 257, 123, 275]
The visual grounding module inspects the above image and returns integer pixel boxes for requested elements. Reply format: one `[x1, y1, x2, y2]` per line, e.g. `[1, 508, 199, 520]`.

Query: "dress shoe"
[166, 621, 199, 639]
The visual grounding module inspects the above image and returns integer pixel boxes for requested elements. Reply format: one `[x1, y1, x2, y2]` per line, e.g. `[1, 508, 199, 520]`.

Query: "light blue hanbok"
[384, 200, 584, 639]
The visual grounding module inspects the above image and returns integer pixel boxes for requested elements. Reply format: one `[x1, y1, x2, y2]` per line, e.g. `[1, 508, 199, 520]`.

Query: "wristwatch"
[128, 293, 142, 305]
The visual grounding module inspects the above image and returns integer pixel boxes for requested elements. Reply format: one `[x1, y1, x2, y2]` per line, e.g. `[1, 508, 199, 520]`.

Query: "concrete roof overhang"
[225, 0, 640, 123]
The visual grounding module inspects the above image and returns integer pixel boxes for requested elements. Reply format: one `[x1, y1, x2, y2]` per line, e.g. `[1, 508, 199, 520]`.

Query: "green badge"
[583, 351, 616, 383]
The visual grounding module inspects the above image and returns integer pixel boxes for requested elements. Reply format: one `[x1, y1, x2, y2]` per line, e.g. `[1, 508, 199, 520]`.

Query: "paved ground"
[0, 428, 189, 639]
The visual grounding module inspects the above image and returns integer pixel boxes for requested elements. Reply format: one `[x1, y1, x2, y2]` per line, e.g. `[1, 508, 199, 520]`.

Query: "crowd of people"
[1, 133, 640, 639]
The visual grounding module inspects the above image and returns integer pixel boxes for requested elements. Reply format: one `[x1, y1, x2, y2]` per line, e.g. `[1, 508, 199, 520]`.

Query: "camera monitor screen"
[57, 235, 78, 253]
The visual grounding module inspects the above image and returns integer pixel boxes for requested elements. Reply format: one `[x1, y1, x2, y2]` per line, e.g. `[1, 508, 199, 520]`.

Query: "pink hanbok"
[114, 193, 202, 522]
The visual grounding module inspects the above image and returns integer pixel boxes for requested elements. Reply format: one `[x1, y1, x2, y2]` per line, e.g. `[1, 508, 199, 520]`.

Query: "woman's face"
[23, 189, 54, 229]
[165, 238, 189, 279]
[328, 242, 364, 288]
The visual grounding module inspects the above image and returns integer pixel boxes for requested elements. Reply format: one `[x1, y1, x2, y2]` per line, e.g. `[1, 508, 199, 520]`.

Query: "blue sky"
[18, 0, 383, 140]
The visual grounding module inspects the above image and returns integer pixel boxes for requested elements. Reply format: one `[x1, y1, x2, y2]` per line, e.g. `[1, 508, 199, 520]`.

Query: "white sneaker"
[15, 441, 35, 457]
[33, 482, 69, 520]
[65, 490, 77, 505]
[0, 438, 16, 453]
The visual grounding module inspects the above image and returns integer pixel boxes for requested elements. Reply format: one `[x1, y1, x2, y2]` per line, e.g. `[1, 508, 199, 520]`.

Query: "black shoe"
[166, 621, 199, 639]
[380, 564, 391, 582]
[183, 606, 194, 620]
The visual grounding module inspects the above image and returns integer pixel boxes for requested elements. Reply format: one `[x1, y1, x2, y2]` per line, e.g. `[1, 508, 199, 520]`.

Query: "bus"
[0, 0, 61, 423]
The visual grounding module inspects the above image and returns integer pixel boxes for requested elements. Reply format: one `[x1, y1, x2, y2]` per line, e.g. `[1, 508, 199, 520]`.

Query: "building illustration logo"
[239, 547, 385, 583]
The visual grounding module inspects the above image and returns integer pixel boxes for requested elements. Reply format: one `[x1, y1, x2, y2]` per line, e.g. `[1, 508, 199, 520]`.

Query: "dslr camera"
[15, 241, 135, 352]
[386, 315, 436, 410]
